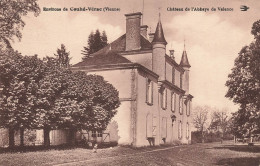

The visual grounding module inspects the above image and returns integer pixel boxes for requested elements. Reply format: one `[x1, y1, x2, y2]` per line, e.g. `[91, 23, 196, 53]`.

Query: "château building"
[71, 12, 193, 146]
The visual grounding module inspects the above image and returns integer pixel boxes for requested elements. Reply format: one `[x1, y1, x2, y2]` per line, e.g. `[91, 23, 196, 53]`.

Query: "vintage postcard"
[0, 0, 260, 165]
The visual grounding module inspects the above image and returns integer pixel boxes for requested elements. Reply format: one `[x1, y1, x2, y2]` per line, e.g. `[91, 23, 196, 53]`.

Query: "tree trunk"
[44, 128, 50, 147]
[201, 129, 204, 143]
[20, 128, 24, 147]
[249, 130, 253, 143]
[8, 128, 15, 148]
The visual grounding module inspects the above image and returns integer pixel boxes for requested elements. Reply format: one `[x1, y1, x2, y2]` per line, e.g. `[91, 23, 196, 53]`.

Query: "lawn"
[0, 145, 174, 166]
[0, 142, 260, 166]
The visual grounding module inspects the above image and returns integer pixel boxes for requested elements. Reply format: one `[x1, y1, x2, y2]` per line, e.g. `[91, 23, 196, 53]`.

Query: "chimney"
[140, 25, 148, 39]
[125, 12, 142, 51]
[169, 49, 175, 60]
[148, 33, 155, 42]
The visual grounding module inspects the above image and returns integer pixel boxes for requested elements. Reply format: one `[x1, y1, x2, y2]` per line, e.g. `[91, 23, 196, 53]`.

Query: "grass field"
[0, 141, 260, 166]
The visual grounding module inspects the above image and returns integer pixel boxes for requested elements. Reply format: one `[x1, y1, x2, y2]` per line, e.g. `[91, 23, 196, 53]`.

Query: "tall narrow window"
[186, 123, 190, 138]
[161, 88, 167, 109]
[153, 116, 157, 136]
[189, 101, 191, 115]
[180, 73, 183, 89]
[146, 114, 153, 137]
[172, 67, 175, 84]
[186, 100, 190, 116]
[179, 96, 183, 114]
[161, 117, 167, 138]
[146, 79, 153, 105]
[171, 92, 176, 112]
[178, 121, 182, 139]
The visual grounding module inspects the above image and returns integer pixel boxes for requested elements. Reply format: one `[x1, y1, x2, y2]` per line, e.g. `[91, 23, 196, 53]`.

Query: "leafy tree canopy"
[81, 29, 108, 60]
[0, 49, 45, 130]
[54, 44, 71, 68]
[226, 19, 260, 137]
[0, 0, 40, 47]
[0, 50, 120, 146]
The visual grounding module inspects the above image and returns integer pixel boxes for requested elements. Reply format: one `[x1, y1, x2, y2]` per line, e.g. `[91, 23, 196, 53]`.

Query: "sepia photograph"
[0, 0, 260, 165]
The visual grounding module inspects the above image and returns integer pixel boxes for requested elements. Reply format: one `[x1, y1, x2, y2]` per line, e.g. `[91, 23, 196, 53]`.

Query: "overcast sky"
[12, 0, 260, 112]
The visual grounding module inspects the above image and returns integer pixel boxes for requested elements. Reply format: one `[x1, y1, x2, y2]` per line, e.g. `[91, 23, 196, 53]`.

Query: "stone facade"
[71, 12, 194, 147]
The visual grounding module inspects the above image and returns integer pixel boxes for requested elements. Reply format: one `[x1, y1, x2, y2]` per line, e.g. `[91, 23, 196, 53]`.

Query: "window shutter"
[151, 82, 153, 104]
[146, 78, 148, 103]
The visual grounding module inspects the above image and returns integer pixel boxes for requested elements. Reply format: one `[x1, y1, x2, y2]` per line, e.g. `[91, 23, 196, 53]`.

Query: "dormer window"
[146, 78, 153, 105]
[161, 88, 167, 109]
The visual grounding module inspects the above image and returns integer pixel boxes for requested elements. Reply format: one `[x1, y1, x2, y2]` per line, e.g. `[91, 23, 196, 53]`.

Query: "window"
[186, 123, 190, 138]
[146, 79, 153, 105]
[161, 117, 167, 138]
[152, 116, 157, 136]
[178, 121, 182, 139]
[172, 67, 175, 84]
[161, 88, 167, 109]
[92, 131, 102, 137]
[179, 96, 183, 114]
[97, 131, 102, 137]
[147, 114, 157, 138]
[171, 92, 176, 112]
[180, 73, 183, 89]
[186, 100, 190, 116]
[92, 131, 97, 138]
[146, 114, 153, 137]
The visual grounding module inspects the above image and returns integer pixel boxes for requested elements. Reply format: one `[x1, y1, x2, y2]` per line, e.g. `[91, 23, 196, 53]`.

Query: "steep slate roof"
[180, 50, 191, 68]
[73, 51, 132, 67]
[152, 19, 167, 44]
[73, 34, 152, 67]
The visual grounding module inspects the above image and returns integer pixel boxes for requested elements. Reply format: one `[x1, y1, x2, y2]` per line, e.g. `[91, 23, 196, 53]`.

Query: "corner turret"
[152, 16, 167, 79]
[180, 44, 191, 68]
[180, 43, 191, 94]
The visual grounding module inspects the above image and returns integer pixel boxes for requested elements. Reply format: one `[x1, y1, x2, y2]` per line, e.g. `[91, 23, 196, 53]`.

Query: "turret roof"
[152, 19, 167, 45]
[180, 49, 191, 68]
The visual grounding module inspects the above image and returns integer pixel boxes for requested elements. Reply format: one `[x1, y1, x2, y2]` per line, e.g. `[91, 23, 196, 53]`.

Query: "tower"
[152, 16, 167, 80]
[180, 43, 191, 94]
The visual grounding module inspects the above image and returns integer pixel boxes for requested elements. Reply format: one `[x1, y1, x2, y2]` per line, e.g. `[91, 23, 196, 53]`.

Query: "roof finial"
[158, 7, 161, 20]
[152, 11, 167, 45]
[184, 36, 186, 51]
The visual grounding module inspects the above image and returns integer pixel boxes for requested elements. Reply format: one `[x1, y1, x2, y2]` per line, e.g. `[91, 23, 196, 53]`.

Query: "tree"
[208, 109, 231, 138]
[58, 72, 120, 144]
[0, 49, 46, 147]
[101, 31, 108, 47]
[0, 50, 120, 147]
[0, 0, 40, 48]
[54, 44, 71, 68]
[81, 30, 108, 60]
[81, 31, 94, 58]
[193, 105, 209, 142]
[226, 20, 260, 138]
[230, 106, 249, 139]
[35, 58, 120, 146]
